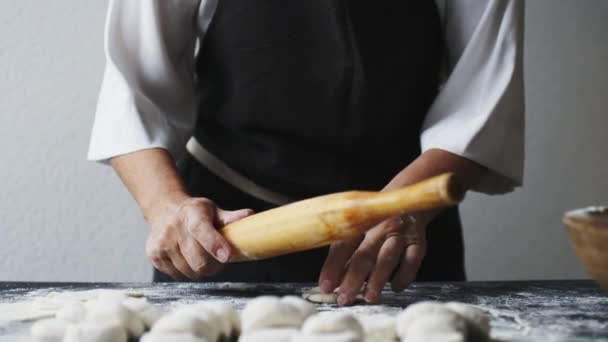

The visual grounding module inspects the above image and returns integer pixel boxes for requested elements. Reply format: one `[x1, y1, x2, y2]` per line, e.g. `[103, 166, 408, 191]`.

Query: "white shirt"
[89, 0, 525, 194]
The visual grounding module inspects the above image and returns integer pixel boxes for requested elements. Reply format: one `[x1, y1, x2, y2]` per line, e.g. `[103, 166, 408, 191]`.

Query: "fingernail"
[320, 280, 332, 294]
[216, 248, 229, 262]
[337, 294, 349, 306]
[365, 291, 378, 303]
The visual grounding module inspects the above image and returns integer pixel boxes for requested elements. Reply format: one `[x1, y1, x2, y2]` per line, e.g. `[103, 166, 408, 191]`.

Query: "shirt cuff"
[421, 143, 523, 195]
[421, 1, 525, 195]
[87, 66, 190, 164]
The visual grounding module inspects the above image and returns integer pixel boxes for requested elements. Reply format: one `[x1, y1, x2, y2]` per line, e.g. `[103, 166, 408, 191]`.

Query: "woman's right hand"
[145, 197, 254, 280]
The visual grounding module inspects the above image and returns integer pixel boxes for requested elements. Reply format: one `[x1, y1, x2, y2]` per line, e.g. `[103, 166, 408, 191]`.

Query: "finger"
[154, 258, 186, 281]
[198, 257, 225, 276]
[391, 243, 426, 292]
[180, 237, 212, 277]
[337, 237, 383, 305]
[364, 234, 406, 303]
[318, 237, 362, 294]
[167, 246, 198, 280]
[216, 208, 255, 226]
[186, 211, 233, 263]
[180, 237, 224, 277]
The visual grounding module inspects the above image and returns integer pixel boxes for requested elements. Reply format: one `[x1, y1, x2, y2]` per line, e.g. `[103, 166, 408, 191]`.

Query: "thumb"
[216, 208, 255, 226]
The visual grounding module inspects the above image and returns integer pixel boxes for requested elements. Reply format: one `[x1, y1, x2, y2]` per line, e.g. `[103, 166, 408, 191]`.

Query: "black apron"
[154, 0, 466, 282]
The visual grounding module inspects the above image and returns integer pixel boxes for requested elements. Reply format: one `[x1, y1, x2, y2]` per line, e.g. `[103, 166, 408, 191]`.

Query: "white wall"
[0, 1, 606, 282]
[461, 0, 608, 281]
[0, 0, 151, 282]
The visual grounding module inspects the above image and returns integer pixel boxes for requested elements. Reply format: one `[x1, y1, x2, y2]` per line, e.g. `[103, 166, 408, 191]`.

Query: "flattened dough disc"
[301, 287, 365, 304]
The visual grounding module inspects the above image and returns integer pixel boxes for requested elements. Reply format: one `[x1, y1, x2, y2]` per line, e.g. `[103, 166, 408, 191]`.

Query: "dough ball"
[63, 323, 128, 342]
[405, 312, 467, 342]
[152, 311, 216, 341]
[445, 302, 491, 339]
[396, 301, 455, 338]
[140, 332, 208, 342]
[196, 300, 241, 337]
[122, 297, 162, 328]
[121, 297, 149, 311]
[281, 296, 317, 319]
[124, 309, 146, 337]
[301, 311, 364, 338]
[31, 297, 75, 312]
[173, 305, 223, 341]
[238, 328, 299, 342]
[301, 287, 364, 304]
[358, 314, 397, 341]
[56, 302, 86, 323]
[292, 331, 363, 342]
[85, 300, 145, 337]
[31, 318, 68, 341]
[407, 331, 465, 342]
[241, 296, 307, 332]
[84, 300, 129, 325]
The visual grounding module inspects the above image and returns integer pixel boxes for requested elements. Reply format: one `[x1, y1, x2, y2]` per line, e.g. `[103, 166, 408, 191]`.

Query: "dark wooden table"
[0, 280, 606, 341]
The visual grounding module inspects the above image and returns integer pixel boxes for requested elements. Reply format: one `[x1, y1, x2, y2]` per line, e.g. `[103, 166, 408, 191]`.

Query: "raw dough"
[30, 318, 68, 341]
[292, 331, 363, 342]
[240, 296, 307, 332]
[122, 297, 162, 328]
[238, 328, 299, 342]
[405, 312, 467, 342]
[397, 302, 468, 341]
[0, 289, 141, 322]
[174, 305, 223, 342]
[96, 291, 129, 303]
[396, 301, 457, 338]
[407, 331, 465, 342]
[32, 297, 78, 312]
[47, 289, 140, 302]
[301, 287, 364, 304]
[85, 300, 145, 338]
[301, 311, 364, 338]
[280, 296, 317, 318]
[63, 323, 128, 342]
[196, 300, 241, 337]
[56, 302, 86, 323]
[140, 332, 208, 342]
[151, 311, 216, 341]
[0, 302, 55, 322]
[445, 302, 491, 340]
[358, 314, 397, 341]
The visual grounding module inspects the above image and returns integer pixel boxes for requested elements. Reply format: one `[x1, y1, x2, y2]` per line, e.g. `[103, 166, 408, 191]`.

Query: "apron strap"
[186, 137, 296, 206]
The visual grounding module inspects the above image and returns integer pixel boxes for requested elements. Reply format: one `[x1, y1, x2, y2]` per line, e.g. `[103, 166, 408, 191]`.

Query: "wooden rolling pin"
[221, 173, 464, 262]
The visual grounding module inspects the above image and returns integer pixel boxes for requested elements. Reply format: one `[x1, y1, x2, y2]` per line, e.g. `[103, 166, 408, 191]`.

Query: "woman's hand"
[318, 214, 428, 305]
[108, 149, 255, 280]
[318, 148, 485, 305]
[145, 197, 254, 280]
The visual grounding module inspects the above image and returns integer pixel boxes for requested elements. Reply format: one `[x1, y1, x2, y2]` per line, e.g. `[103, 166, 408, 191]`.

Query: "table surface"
[0, 280, 606, 341]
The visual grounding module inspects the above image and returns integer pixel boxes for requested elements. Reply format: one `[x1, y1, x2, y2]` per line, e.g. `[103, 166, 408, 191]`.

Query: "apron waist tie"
[186, 136, 295, 206]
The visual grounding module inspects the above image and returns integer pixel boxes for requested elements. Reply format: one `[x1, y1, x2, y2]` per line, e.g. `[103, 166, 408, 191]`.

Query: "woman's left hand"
[318, 214, 428, 305]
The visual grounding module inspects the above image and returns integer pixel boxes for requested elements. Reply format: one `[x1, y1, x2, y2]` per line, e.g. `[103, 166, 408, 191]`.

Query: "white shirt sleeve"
[87, 0, 202, 163]
[422, 0, 525, 194]
[90, 0, 525, 195]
